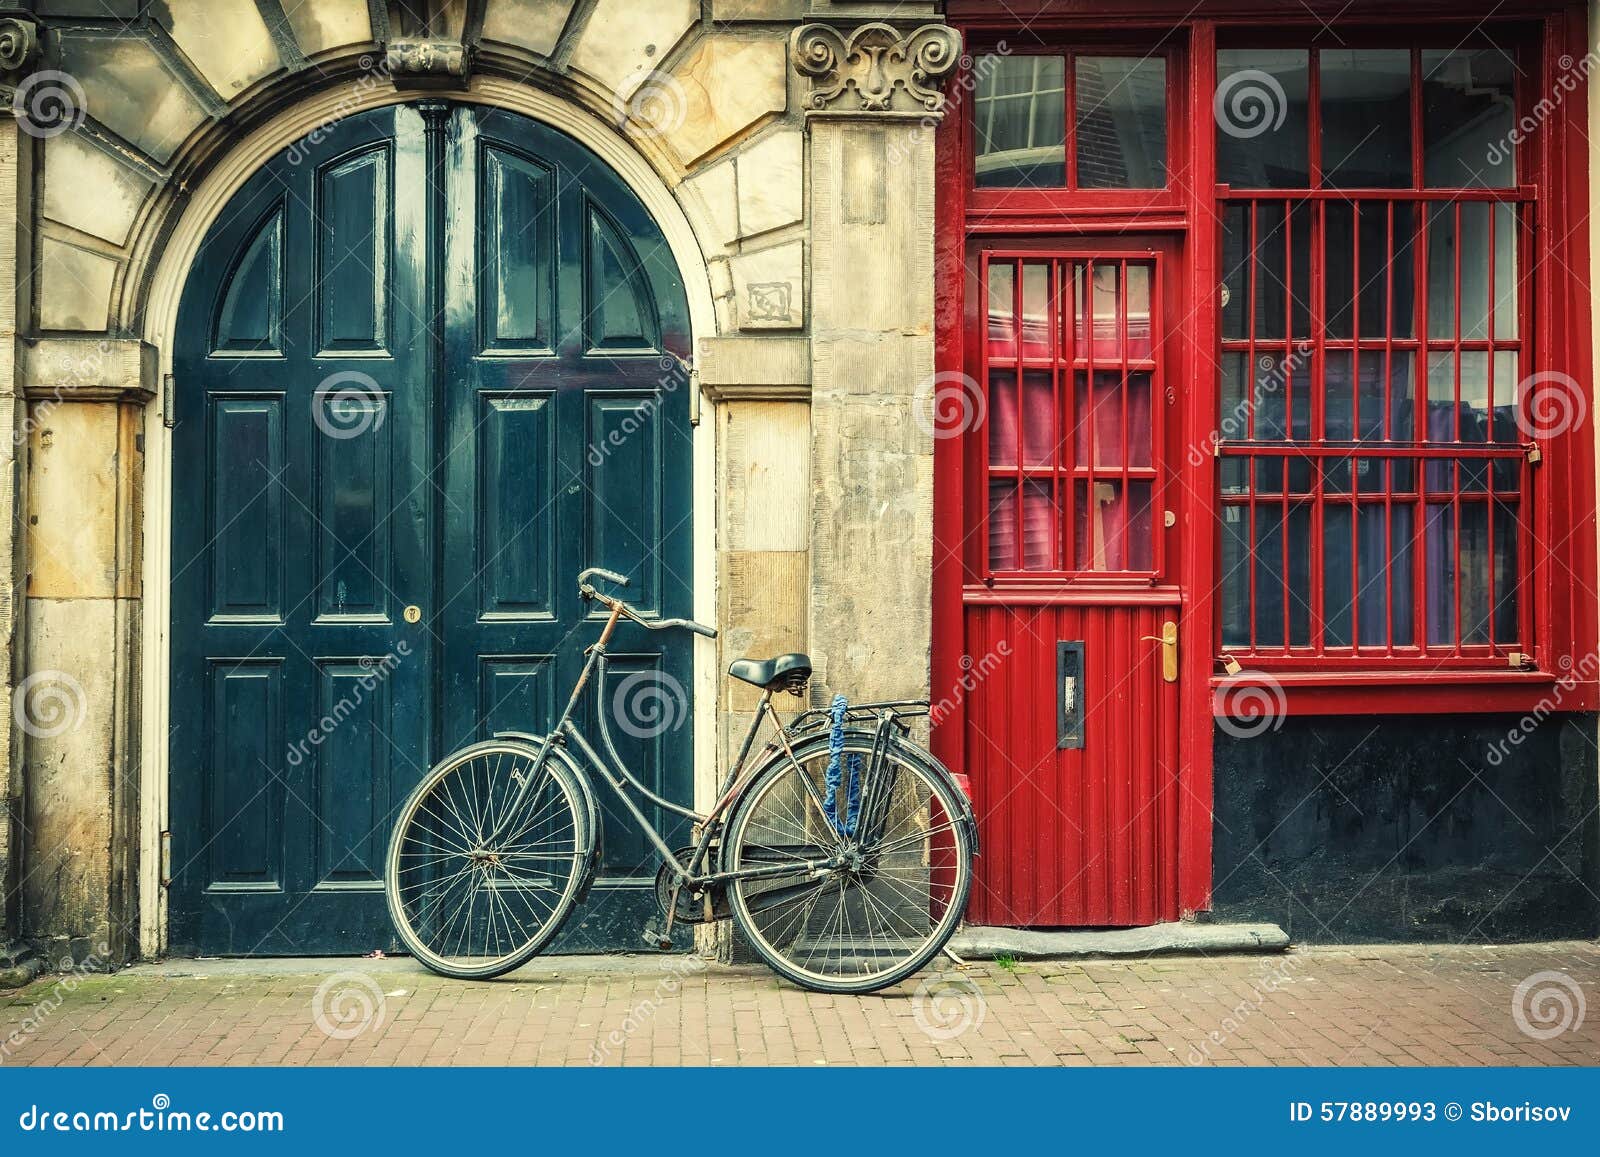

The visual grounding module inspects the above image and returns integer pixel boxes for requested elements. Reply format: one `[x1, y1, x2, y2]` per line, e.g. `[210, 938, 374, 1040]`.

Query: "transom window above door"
[972, 52, 1170, 190]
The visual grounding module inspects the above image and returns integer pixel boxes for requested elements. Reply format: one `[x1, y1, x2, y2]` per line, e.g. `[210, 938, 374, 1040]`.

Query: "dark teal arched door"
[169, 103, 694, 955]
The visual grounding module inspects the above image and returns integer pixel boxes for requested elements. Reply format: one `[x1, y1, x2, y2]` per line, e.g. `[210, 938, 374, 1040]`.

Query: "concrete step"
[949, 921, 1290, 960]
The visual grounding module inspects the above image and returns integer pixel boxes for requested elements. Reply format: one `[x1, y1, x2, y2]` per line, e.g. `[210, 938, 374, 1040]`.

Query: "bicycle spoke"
[727, 740, 971, 991]
[388, 744, 589, 977]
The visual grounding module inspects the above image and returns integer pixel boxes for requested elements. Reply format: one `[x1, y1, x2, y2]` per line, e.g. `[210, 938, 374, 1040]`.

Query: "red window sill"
[1210, 668, 1598, 716]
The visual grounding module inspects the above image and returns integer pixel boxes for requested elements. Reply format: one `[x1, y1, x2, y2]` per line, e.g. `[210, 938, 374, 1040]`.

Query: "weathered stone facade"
[0, 1, 958, 964]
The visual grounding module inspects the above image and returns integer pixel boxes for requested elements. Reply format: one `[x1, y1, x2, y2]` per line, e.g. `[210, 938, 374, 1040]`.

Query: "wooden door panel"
[963, 602, 1179, 926]
[312, 394, 393, 620]
[311, 660, 397, 887]
[478, 146, 556, 354]
[204, 660, 285, 890]
[206, 396, 285, 618]
[314, 146, 391, 354]
[475, 392, 557, 620]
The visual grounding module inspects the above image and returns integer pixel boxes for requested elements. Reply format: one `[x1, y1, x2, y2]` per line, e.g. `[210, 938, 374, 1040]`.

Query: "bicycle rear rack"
[785, 699, 929, 738]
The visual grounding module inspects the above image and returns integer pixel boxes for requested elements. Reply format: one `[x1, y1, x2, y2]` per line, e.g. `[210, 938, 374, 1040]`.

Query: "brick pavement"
[1, 942, 1596, 1067]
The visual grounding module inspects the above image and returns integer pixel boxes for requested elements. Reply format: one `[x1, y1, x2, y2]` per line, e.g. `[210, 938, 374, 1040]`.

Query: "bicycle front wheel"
[385, 739, 593, 979]
[724, 732, 974, 994]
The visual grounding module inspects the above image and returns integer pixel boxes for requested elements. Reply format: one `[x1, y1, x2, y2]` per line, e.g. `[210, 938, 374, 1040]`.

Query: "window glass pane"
[1389, 352, 1416, 441]
[975, 55, 1066, 188]
[1425, 351, 1456, 442]
[1423, 49, 1516, 188]
[1458, 202, 1491, 339]
[1323, 504, 1353, 646]
[1288, 505, 1311, 645]
[1390, 504, 1415, 646]
[1325, 350, 1355, 440]
[988, 480, 1017, 571]
[1356, 504, 1394, 646]
[1493, 500, 1518, 642]
[1459, 351, 1489, 442]
[986, 261, 1014, 356]
[1253, 505, 1285, 648]
[1220, 352, 1248, 439]
[1459, 502, 1490, 644]
[1357, 351, 1385, 440]
[1075, 479, 1151, 571]
[1325, 201, 1355, 339]
[1493, 202, 1518, 340]
[1424, 501, 1455, 645]
[1216, 50, 1310, 188]
[1221, 505, 1250, 646]
[988, 369, 1016, 467]
[1127, 372, 1153, 468]
[1021, 371, 1054, 465]
[1357, 204, 1396, 339]
[1020, 261, 1051, 359]
[1491, 351, 1519, 443]
[1220, 204, 1249, 341]
[1321, 50, 1412, 188]
[1425, 202, 1459, 339]
[1389, 202, 1418, 340]
[1076, 56, 1167, 188]
[1021, 479, 1054, 569]
[1126, 263, 1153, 359]
[1221, 457, 1248, 495]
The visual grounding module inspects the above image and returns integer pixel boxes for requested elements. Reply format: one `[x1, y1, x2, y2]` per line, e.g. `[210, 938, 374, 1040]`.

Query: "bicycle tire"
[724, 730, 974, 994]
[385, 738, 594, 979]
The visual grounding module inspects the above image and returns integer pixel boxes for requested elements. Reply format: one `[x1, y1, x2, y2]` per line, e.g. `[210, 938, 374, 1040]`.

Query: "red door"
[953, 238, 1184, 927]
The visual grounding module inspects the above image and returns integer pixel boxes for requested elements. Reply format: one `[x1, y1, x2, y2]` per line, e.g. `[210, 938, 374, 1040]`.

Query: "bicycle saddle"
[728, 653, 812, 691]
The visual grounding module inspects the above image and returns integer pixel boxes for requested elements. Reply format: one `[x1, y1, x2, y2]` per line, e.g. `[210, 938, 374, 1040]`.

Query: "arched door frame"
[138, 79, 719, 957]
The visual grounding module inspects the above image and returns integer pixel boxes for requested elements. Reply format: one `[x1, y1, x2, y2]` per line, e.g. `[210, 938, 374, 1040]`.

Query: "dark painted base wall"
[1211, 713, 1600, 941]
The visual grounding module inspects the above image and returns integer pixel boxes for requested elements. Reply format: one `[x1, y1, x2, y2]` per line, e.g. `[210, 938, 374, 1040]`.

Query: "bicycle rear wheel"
[385, 739, 593, 979]
[724, 732, 974, 994]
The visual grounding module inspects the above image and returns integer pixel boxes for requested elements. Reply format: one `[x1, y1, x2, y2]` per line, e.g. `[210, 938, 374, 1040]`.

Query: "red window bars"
[1216, 46, 1534, 667]
[982, 254, 1163, 577]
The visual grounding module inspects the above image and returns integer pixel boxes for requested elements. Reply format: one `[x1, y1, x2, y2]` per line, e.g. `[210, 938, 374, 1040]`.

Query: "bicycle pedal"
[641, 922, 673, 950]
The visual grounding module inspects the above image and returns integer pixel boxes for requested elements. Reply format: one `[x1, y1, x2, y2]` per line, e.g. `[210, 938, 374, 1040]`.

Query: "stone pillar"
[0, 106, 31, 953]
[19, 338, 151, 964]
[793, 22, 959, 706]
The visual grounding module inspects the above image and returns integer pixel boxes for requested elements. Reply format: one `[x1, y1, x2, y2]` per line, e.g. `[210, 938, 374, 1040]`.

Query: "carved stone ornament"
[0, 16, 38, 75]
[385, 37, 473, 91]
[790, 22, 962, 116]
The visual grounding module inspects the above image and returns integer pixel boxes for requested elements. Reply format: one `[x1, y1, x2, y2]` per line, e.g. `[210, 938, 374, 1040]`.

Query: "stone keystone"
[790, 22, 962, 116]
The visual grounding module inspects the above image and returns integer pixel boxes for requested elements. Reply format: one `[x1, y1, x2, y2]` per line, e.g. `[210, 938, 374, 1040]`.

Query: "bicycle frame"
[485, 596, 929, 898]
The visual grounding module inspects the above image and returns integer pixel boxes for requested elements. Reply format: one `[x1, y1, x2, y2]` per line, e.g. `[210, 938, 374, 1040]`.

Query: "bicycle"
[385, 566, 977, 994]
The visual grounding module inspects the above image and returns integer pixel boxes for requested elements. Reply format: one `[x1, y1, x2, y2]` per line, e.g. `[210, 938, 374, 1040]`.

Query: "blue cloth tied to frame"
[823, 694, 862, 837]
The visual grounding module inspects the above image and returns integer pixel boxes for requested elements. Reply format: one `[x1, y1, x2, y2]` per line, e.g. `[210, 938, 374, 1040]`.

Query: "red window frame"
[934, 1, 1598, 722]
[963, 38, 1190, 221]
[970, 47, 1183, 207]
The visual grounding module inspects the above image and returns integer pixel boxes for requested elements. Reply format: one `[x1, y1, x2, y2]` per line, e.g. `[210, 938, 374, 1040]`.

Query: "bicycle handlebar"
[578, 566, 629, 589]
[577, 567, 717, 639]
